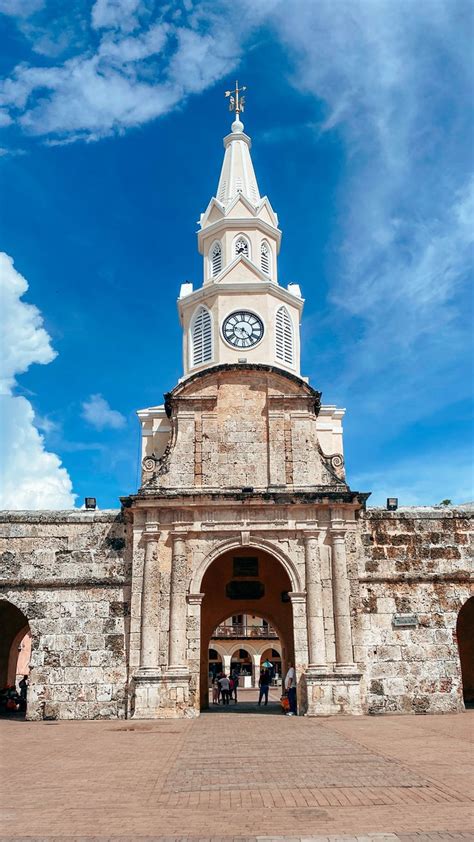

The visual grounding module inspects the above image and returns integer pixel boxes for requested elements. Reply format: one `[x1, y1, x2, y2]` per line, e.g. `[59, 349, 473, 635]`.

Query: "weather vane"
[225, 80, 246, 116]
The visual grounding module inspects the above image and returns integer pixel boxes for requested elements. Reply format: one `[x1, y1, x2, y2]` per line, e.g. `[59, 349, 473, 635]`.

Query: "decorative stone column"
[331, 527, 356, 671]
[140, 529, 161, 670]
[304, 531, 327, 669]
[160, 529, 192, 716]
[305, 521, 361, 717]
[168, 530, 189, 672]
[223, 654, 231, 676]
[133, 525, 164, 718]
[252, 653, 261, 689]
[186, 592, 204, 713]
[289, 591, 308, 715]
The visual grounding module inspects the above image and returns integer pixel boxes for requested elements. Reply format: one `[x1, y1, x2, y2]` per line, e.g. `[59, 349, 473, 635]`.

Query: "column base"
[305, 669, 362, 716]
[334, 662, 359, 674]
[132, 669, 196, 719]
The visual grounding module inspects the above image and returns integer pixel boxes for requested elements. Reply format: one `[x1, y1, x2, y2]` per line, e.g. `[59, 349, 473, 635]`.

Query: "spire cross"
[225, 80, 246, 116]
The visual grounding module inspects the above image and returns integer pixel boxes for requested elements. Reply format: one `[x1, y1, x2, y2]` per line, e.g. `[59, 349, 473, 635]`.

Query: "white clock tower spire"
[178, 83, 304, 378]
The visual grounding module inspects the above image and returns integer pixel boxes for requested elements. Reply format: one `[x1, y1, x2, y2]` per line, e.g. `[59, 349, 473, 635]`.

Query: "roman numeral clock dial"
[222, 310, 264, 349]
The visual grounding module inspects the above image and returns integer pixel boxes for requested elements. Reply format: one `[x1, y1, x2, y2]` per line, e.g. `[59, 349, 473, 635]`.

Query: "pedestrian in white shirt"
[219, 674, 231, 705]
[285, 662, 297, 715]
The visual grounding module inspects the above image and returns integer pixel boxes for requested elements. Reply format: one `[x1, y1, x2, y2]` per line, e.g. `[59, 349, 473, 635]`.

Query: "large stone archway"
[197, 544, 300, 711]
[457, 596, 474, 705]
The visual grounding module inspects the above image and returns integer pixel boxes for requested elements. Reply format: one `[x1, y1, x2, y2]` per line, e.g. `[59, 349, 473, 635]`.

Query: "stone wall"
[0, 511, 131, 720]
[354, 506, 473, 715]
[0, 505, 472, 720]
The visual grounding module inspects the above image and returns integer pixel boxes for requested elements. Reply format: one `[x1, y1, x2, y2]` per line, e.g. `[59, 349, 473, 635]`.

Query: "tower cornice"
[197, 216, 282, 254]
[177, 279, 305, 321]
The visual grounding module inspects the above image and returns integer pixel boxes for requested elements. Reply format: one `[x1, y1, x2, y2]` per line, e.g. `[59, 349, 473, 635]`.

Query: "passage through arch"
[198, 544, 296, 712]
[0, 599, 31, 717]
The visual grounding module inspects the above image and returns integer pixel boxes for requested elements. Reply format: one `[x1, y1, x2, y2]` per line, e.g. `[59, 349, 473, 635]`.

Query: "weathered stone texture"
[143, 368, 340, 492]
[354, 507, 473, 715]
[0, 511, 131, 720]
[1, 503, 472, 720]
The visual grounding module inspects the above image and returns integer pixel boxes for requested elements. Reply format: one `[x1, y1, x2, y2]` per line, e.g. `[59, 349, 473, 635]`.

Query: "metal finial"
[224, 80, 247, 116]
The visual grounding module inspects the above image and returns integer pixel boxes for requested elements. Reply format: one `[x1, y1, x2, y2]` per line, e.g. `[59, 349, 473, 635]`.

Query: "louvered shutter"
[275, 307, 293, 366]
[261, 242, 270, 275]
[211, 243, 222, 277]
[192, 307, 212, 366]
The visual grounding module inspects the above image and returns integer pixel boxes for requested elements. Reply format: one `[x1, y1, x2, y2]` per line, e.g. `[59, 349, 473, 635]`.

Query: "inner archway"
[199, 544, 295, 711]
[457, 596, 474, 706]
[0, 599, 31, 717]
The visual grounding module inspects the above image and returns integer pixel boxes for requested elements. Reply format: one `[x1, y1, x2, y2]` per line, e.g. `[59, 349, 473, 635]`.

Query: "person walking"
[231, 670, 239, 702]
[258, 668, 270, 706]
[219, 673, 231, 705]
[284, 661, 297, 715]
[212, 675, 220, 704]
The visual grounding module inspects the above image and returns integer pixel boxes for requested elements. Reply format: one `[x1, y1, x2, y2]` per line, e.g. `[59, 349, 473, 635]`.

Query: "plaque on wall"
[233, 557, 258, 577]
[392, 614, 418, 627]
[226, 581, 264, 600]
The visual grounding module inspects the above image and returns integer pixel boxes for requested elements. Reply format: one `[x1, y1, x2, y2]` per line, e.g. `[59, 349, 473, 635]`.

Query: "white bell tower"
[178, 82, 304, 379]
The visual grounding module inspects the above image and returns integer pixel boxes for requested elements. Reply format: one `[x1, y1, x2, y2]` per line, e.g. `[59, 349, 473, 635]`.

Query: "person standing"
[258, 669, 270, 706]
[231, 670, 239, 702]
[285, 661, 297, 715]
[219, 673, 230, 705]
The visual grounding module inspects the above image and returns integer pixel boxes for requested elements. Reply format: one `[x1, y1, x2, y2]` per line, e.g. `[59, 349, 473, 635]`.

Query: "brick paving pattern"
[0, 706, 473, 839]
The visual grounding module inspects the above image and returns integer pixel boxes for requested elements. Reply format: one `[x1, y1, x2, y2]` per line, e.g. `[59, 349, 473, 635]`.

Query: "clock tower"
[178, 86, 303, 378]
[129, 84, 367, 721]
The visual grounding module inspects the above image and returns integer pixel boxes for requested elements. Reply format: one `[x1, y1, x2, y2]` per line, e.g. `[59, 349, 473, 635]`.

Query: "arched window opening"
[234, 236, 249, 259]
[230, 648, 252, 678]
[275, 306, 294, 367]
[261, 241, 271, 275]
[191, 306, 212, 368]
[210, 241, 222, 278]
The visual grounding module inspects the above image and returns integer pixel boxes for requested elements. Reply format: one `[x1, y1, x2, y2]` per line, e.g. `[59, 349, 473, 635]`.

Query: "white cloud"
[352, 447, 474, 508]
[0, 252, 75, 509]
[34, 413, 60, 435]
[0, 0, 44, 17]
[0, 4, 239, 142]
[0, 252, 56, 395]
[91, 0, 145, 33]
[266, 0, 473, 434]
[81, 393, 126, 430]
[0, 395, 75, 509]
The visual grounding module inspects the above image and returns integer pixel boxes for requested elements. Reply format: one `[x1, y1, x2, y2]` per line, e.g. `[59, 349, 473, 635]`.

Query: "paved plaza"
[1, 694, 473, 840]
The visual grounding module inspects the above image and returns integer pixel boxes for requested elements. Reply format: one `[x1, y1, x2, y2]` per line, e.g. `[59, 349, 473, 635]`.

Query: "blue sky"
[0, 0, 472, 509]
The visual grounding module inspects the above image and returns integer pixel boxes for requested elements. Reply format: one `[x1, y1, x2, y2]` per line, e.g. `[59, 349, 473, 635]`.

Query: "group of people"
[211, 662, 297, 715]
[0, 676, 28, 715]
[212, 670, 239, 704]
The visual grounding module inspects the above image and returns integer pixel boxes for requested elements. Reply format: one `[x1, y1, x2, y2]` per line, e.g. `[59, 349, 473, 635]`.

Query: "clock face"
[222, 310, 264, 348]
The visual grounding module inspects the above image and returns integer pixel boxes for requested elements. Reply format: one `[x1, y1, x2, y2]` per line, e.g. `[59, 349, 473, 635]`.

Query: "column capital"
[288, 591, 306, 604]
[186, 592, 205, 605]
[170, 528, 188, 539]
[303, 529, 322, 540]
[143, 526, 160, 540]
[330, 527, 347, 539]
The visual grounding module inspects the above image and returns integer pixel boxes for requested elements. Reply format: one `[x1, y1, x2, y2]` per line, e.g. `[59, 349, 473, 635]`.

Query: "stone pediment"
[140, 365, 349, 494]
[213, 254, 272, 285]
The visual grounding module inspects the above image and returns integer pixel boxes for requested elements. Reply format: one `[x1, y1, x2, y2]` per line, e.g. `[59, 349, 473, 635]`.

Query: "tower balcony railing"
[212, 624, 278, 639]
